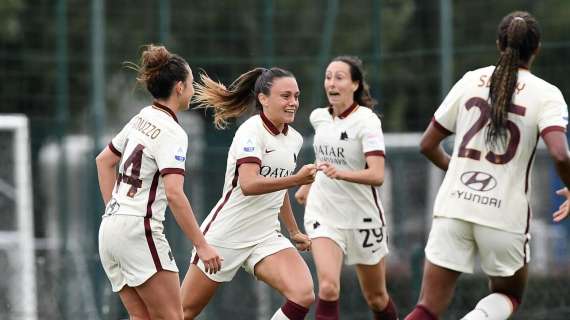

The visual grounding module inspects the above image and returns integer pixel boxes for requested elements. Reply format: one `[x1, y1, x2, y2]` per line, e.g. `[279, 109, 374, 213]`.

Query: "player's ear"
[258, 92, 269, 108]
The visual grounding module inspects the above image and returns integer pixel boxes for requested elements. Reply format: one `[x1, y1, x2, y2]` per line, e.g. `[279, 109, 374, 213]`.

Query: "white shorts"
[191, 233, 293, 282]
[425, 217, 529, 277]
[98, 214, 178, 292]
[304, 218, 388, 265]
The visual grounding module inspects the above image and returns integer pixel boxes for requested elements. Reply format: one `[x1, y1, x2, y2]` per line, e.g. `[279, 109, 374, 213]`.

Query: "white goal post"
[0, 114, 36, 320]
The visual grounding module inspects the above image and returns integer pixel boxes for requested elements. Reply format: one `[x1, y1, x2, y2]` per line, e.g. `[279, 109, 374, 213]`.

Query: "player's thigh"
[135, 270, 182, 318]
[311, 236, 344, 286]
[181, 264, 221, 316]
[417, 260, 461, 316]
[254, 247, 314, 300]
[489, 264, 528, 301]
[118, 286, 150, 319]
[355, 257, 388, 298]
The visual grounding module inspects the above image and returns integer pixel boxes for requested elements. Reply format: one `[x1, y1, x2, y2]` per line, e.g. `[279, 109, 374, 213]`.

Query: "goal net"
[0, 115, 36, 320]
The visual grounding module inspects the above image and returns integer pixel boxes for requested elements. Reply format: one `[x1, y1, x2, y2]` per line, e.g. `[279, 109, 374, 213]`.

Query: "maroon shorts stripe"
[144, 217, 163, 271]
[108, 142, 121, 157]
[192, 171, 240, 265]
[431, 117, 453, 135]
[160, 168, 185, 176]
[540, 125, 566, 137]
[145, 172, 162, 271]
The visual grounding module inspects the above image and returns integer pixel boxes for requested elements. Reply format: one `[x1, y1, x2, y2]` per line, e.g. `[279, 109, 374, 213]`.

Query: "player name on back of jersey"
[131, 116, 162, 139]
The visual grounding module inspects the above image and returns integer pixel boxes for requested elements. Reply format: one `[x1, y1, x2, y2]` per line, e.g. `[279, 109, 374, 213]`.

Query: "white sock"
[270, 308, 290, 320]
[461, 293, 516, 320]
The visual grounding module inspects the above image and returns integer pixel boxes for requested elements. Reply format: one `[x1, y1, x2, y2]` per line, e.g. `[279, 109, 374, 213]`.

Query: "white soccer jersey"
[304, 103, 387, 229]
[200, 113, 303, 248]
[432, 66, 568, 233]
[105, 103, 188, 222]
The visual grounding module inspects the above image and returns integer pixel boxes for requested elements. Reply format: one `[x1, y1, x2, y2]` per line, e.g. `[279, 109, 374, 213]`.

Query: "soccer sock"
[373, 297, 399, 320]
[315, 298, 339, 320]
[461, 293, 519, 320]
[404, 304, 437, 320]
[271, 299, 309, 320]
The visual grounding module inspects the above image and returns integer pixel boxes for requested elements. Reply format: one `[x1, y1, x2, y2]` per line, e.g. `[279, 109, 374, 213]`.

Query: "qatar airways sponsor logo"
[260, 166, 292, 178]
[460, 171, 497, 192]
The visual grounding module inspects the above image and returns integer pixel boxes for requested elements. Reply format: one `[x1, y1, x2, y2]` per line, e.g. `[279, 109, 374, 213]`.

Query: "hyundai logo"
[460, 171, 497, 192]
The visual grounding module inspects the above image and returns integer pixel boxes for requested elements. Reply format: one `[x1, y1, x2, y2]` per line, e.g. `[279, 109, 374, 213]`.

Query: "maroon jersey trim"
[365, 150, 385, 158]
[160, 168, 185, 177]
[540, 125, 566, 137]
[108, 142, 122, 157]
[431, 117, 453, 135]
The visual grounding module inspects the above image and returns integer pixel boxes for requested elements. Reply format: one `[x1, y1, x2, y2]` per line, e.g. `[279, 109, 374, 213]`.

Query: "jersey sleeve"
[309, 108, 325, 132]
[234, 126, 263, 167]
[538, 86, 568, 136]
[361, 115, 385, 157]
[433, 72, 470, 134]
[109, 119, 133, 156]
[155, 130, 188, 176]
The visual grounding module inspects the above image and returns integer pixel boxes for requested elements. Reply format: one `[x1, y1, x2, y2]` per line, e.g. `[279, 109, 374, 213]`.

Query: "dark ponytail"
[193, 67, 295, 129]
[127, 44, 189, 100]
[331, 56, 377, 108]
[487, 11, 540, 146]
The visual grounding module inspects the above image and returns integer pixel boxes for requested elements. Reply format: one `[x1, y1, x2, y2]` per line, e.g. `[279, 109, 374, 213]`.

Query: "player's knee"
[363, 289, 389, 311]
[183, 305, 199, 320]
[318, 280, 340, 301]
[127, 307, 151, 320]
[289, 281, 315, 307]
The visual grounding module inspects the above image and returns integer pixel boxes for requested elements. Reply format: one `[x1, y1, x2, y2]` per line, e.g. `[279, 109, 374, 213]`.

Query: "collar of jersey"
[152, 101, 179, 124]
[328, 102, 358, 119]
[260, 111, 289, 135]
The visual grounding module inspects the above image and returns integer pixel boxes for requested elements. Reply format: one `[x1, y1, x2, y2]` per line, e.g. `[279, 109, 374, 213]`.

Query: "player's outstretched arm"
[239, 163, 316, 196]
[419, 121, 451, 171]
[318, 155, 385, 186]
[279, 192, 311, 251]
[163, 174, 222, 274]
[95, 146, 121, 205]
[543, 130, 570, 222]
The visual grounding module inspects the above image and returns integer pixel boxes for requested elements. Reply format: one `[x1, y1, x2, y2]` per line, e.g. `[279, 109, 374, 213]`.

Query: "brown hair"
[193, 67, 295, 129]
[331, 56, 377, 108]
[128, 44, 190, 99]
[487, 11, 540, 146]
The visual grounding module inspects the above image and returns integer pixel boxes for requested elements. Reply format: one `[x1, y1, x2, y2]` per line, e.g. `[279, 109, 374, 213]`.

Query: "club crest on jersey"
[460, 171, 497, 192]
[340, 131, 348, 140]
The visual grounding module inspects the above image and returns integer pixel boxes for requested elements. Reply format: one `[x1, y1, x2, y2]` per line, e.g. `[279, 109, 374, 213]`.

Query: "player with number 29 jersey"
[105, 103, 188, 222]
[432, 66, 568, 233]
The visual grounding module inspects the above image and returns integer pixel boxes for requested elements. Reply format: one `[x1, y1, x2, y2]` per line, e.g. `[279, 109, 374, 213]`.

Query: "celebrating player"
[96, 45, 221, 320]
[405, 11, 570, 320]
[180, 67, 317, 320]
[295, 56, 399, 320]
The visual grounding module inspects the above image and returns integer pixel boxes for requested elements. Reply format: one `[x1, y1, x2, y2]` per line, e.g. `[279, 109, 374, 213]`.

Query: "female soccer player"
[295, 56, 398, 320]
[405, 11, 570, 320]
[96, 45, 221, 320]
[180, 67, 317, 320]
